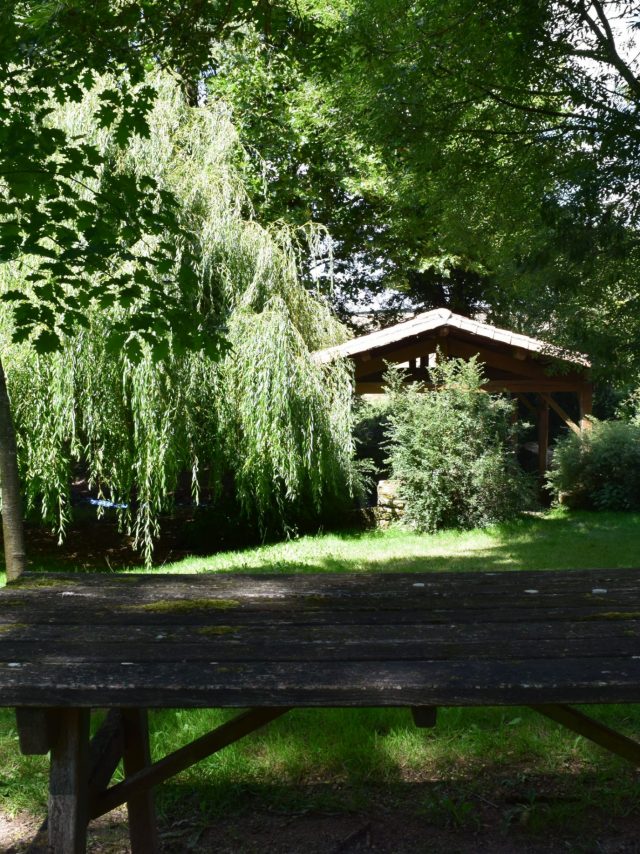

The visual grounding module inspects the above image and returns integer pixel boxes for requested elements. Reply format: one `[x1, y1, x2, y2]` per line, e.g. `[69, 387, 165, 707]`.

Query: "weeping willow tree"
[0, 76, 358, 563]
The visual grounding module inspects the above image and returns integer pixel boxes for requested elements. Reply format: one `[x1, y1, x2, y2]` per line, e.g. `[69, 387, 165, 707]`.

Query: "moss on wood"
[128, 598, 240, 613]
[197, 625, 239, 636]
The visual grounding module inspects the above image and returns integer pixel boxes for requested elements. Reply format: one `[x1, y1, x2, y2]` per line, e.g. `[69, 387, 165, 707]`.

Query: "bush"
[546, 419, 640, 510]
[384, 357, 535, 532]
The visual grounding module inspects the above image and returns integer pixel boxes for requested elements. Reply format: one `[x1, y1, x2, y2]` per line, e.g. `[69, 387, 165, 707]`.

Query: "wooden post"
[537, 395, 549, 476]
[121, 708, 160, 853]
[540, 393, 580, 436]
[48, 708, 90, 854]
[411, 707, 438, 728]
[16, 707, 55, 755]
[579, 383, 593, 431]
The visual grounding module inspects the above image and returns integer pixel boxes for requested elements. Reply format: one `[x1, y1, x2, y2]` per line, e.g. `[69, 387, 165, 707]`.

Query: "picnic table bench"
[1, 567, 640, 852]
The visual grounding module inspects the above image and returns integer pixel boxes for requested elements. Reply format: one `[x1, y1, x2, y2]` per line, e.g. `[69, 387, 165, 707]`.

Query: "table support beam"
[48, 708, 90, 854]
[91, 707, 290, 819]
[531, 704, 640, 766]
[122, 708, 160, 854]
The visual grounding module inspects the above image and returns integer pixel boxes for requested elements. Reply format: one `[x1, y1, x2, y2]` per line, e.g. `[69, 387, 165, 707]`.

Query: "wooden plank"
[3, 569, 639, 608]
[121, 709, 160, 854]
[1, 657, 640, 708]
[0, 633, 638, 665]
[4, 584, 639, 612]
[48, 708, 90, 854]
[2, 571, 639, 712]
[2, 616, 639, 645]
[2, 603, 640, 630]
[10, 567, 638, 593]
[2, 575, 639, 615]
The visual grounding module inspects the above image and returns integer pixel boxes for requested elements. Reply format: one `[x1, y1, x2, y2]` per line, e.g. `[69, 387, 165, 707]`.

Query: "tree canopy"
[3, 0, 640, 573]
[208, 1, 640, 380]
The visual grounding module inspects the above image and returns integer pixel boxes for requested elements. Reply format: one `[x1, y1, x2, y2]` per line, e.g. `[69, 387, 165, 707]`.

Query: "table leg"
[48, 708, 90, 854]
[122, 708, 160, 853]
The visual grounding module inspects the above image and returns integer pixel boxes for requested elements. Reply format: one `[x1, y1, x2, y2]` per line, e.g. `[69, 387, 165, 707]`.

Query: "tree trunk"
[0, 354, 26, 581]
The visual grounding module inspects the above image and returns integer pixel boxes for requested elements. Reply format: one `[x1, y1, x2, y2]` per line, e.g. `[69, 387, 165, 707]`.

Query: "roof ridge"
[313, 310, 590, 368]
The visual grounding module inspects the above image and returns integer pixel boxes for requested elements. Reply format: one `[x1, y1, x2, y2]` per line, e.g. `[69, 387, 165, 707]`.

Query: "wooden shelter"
[315, 309, 593, 474]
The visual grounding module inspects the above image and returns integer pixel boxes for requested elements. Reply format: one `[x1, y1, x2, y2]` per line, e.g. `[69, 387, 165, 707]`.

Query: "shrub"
[546, 419, 640, 510]
[384, 357, 535, 532]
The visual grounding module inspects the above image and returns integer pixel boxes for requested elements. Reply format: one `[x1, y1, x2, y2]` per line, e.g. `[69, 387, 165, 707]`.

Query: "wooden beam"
[447, 338, 553, 380]
[532, 705, 640, 766]
[353, 333, 587, 383]
[92, 708, 290, 820]
[28, 710, 124, 852]
[537, 396, 549, 476]
[354, 338, 438, 379]
[579, 383, 594, 431]
[355, 379, 586, 395]
[48, 708, 90, 854]
[88, 710, 124, 799]
[539, 393, 580, 436]
[516, 393, 537, 417]
[122, 709, 159, 854]
[484, 380, 584, 393]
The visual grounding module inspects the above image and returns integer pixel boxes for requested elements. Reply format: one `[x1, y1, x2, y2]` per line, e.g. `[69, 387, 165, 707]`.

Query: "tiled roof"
[314, 309, 590, 367]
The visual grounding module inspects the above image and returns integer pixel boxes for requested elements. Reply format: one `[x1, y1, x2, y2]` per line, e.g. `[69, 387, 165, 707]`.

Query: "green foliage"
[384, 357, 534, 532]
[2, 77, 358, 562]
[209, 2, 640, 380]
[0, 1, 239, 356]
[547, 420, 640, 512]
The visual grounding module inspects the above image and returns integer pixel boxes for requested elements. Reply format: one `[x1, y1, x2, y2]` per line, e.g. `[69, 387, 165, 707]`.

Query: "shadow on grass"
[3, 703, 640, 851]
[2, 510, 640, 579]
[147, 704, 640, 822]
[154, 769, 640, 851]
[178, 511, 640, 575]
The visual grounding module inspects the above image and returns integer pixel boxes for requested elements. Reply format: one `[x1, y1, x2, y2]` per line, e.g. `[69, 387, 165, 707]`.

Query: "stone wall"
[376, 479, 405, 527]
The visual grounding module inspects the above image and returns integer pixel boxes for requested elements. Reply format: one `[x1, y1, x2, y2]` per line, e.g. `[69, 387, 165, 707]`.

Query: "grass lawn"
[1, 508, 640, 848]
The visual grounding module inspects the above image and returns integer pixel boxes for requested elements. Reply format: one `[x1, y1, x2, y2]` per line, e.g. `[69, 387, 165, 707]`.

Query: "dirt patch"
[4, 782, 640, 854]
[0, 807, 130, 853]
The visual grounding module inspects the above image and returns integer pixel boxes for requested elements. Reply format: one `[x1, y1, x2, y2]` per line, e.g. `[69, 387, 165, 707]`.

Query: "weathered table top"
[0, 569, 639, 708]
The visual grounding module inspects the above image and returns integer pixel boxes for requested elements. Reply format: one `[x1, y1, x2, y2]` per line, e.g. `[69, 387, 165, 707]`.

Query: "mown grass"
[1, 509, 640, 843]
[150, 508, 640, 576]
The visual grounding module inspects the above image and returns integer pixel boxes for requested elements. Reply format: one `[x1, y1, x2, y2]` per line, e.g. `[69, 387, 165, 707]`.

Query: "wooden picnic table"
[1, 567, 640, 852]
